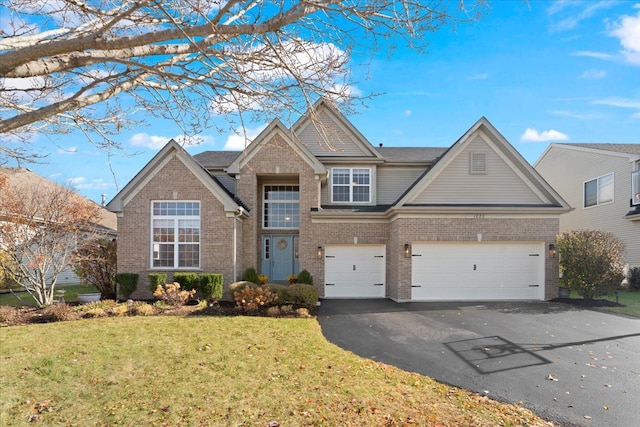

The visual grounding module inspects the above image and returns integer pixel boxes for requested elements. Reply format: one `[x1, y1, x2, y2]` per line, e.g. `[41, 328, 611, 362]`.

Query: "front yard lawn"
[0, 284, 98, 307]
[0, 316, 553, 426]
[566, 289, 640, 318]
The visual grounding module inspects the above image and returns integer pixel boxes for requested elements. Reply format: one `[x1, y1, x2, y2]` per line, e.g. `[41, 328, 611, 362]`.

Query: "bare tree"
[0, 173, 102, 306]
[0, 0, 486, 163]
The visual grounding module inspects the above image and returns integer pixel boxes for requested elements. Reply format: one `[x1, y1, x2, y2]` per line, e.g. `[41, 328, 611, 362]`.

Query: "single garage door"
[411, 242, 544, 301]
[324, 245, 386, 298]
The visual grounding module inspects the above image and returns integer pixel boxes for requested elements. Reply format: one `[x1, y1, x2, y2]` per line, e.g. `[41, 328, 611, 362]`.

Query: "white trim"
[150, 200, 201, 269]
[330, 167, 372, 204]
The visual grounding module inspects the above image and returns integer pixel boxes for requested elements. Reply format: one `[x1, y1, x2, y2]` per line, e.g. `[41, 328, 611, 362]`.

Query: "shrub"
[266, 306, 281, 317]
[110, 304, 129, 316]
[288, 284, 319, 309]
[242, 267, 260, 285]
[74, 300, 117, 312]
[153, 282, 195, 306]
[263, 283, 287, 303]
[72, 237, 117, 299]
[296, 307, 311, 318]
[41, 304, 78, 322]
[629, 267, 640, 291]
[280, 304, 293, 314]
[286, 274, 298, 284]
[557, 230, 626, 299]
[200, 273, 224, 301]
[148, 273, 167, 293]
[234, 287, 278, 312]
[227, 281, 257, 299]
[258, 274, 269, 285]
[173, 272, 200, 292]
[297, 269, 313, 285]
[134, 302, 156, 316]
[82, 308, 107, 318]
[115, 273, 138, 299]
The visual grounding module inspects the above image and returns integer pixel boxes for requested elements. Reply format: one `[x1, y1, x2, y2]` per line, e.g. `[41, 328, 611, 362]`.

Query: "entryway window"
[151, 201, 200, 268]
[264, 185, 299, 228]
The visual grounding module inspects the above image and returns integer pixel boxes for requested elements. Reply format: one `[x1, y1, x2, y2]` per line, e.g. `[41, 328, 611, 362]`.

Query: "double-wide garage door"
[411, 242, 545, 301]
[324, 245, 386, 298]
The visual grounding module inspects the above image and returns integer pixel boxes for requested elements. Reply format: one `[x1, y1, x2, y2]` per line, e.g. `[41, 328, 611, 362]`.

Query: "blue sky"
[15, 0, 640, 204]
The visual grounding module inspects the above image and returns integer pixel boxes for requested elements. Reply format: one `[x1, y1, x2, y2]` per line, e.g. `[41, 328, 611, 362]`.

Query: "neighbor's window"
[584, 173, 614, 208]
[332, 168, 371, 203]
[264, 185, 299, 228]
[151, 201, 200, 268]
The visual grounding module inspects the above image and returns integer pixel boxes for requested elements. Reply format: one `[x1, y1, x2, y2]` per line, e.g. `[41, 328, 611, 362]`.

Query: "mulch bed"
[552, 297, 623, 308]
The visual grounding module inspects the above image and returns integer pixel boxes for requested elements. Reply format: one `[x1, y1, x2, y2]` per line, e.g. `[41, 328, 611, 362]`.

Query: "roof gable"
[227, 119, 326, 175]
[291, 98, 382, 158]
[395, 117, 570, 210]
[535, 143, 640, 166]
[107, 140, 241, 213]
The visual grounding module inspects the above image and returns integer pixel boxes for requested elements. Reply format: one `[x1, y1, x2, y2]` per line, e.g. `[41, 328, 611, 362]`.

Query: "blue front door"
[262, 235, 298, 282]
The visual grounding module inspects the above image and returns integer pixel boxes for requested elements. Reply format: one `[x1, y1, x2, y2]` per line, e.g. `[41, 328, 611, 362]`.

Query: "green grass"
[0, 317, 551, 427]
[569, 289, 640, 317]
[0, 284, 98, 307]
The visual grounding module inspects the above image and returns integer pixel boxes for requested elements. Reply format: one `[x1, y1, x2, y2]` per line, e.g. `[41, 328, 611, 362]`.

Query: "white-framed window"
[331, 168, 371, 203]
[263, 185, 299, 229]
[584, 173, 614, 208]
[469, 152, 488, 174]
[632, 164, 640, 206]
[151, 201, 200, 268]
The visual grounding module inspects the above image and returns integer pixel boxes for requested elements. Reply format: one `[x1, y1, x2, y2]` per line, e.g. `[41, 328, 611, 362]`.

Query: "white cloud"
[609, 8, 640, 65]
[548, 0, 613, 33]
[223, 124, 268, 150]
[129, 133, 214, 150]
[572, 51, 617, 61]
[593, 96, 640, 117]
[467, 73, 489, 80]
[404, 109, 412, 117]
[579, 69, 607, 79]
[550, 110, 605, 120]
[57, 146, 78, 154]
[66, 177, 111, 190]
[521, 128, 569, 142]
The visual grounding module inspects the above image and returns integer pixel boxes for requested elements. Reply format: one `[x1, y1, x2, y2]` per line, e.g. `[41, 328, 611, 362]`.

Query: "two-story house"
[535, 143, 640, 268]
[108, 100, 570, 301]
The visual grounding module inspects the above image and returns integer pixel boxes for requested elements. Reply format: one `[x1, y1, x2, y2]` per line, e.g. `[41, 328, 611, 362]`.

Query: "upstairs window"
[584, 173, 613, 208]
[632, 168, 640, 206]
[151, 201, 200, 268]
[332, 168, 371, 203]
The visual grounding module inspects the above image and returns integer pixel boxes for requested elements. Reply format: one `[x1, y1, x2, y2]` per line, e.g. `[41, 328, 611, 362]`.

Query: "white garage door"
[411, 242, 544, 301]
[324, 245, 386, 298]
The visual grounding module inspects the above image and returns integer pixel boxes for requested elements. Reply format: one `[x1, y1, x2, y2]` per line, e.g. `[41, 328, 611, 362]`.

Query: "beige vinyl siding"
[536, 147, 639, 267]
[412, 136, 545, 205]
[296, 110, 372, 157]
[376, 166, 426, 204]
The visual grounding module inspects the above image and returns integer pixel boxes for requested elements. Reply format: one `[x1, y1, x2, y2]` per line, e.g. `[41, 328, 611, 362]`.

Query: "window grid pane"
[264, 186, 299, 229]
[151, 201, 200, 268]
[331, 168, 370, 203]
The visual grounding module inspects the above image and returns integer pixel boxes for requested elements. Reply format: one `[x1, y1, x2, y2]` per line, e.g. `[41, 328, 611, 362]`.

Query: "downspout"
[233, 207, 244, 281]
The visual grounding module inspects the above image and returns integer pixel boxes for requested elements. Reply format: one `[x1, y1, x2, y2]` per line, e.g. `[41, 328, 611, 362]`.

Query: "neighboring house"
[108, 100, 570, 301]
[0, 166, 117, 285]
[535, 143, 640, 268]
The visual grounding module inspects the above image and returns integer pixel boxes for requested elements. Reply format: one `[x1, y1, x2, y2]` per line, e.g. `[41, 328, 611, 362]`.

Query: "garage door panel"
[325, 245, 386, 298]
[412, 242, 544, 301]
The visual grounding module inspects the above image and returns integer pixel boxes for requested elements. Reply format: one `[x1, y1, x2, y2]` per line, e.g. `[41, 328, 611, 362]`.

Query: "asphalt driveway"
[318, 299, 640, 427]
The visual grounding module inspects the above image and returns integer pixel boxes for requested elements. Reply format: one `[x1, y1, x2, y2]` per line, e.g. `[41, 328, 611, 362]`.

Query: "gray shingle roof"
[376, 147, 447, 162]
[193, 151, 240, 168]
[558, 143, 640, 156]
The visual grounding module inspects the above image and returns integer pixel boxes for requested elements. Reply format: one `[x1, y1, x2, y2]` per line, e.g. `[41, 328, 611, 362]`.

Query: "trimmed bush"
[263, 283, 288, 304]
[297, 269, 313, 285]
[148, 273, 166, 293]
[200, 273, 224, 301]
[288, 284, 319, 309]
[242, 267, 260, 285]
[115, 273, 139, 299]
[233, 286, 277, 312]
[629, 267, 640, 291]
[173, 272, 200, 292]
[41, 304, 79, 323]
[153, 282, 195, 306]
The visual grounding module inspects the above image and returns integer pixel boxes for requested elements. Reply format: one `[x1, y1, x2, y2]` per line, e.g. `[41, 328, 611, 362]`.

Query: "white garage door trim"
[324, 244, 386, 298]
[411, 242, 545, 301]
